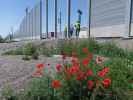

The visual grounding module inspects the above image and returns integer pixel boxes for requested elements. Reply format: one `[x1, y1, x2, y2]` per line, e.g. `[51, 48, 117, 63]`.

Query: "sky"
[0, 0, 89, 37]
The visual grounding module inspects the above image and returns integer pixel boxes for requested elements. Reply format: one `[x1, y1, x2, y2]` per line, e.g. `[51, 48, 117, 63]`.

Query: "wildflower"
[98, 71, 105, 77]
[82, 48, 88, 53]
[76, 71, 85, 81]
[96, 56, 103, 64]
[51, 80, 61, 89]
[56, 64, 62, 72]
[86, 69, 93, 77]
[103, 67, 109, 73]
[71, 57, 80, 66]
[98, 67, 109, 77]
[69, 66, 80, 75]
[102, 78, 111, 88]
[36, 64, 44, 69]
[87, 80, 94, 90]
[82, 58, 89, 66]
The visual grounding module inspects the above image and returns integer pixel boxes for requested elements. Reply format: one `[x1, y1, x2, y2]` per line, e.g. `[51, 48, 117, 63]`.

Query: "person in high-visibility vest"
[75, 21, 80, 38]
[64, 25, 67, 39]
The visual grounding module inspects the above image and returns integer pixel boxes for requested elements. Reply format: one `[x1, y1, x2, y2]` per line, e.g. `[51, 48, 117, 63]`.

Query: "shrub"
[31, 52, 39, 60]
[22, 55, 30, 61]
[23, 43, 37, 56]
[39, 47, 52, 57]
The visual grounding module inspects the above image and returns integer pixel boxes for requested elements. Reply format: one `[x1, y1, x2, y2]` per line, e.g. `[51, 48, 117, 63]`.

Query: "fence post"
[55, 0, 57, 39]
[88, 0, 91, 38]
[67, 0, 71, 39]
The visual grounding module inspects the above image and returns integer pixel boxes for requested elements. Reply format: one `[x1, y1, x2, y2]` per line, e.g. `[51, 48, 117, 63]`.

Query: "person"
[64, 25, 67, 39]
[75, 21, 80, 38]
[69, 24, 74, 38]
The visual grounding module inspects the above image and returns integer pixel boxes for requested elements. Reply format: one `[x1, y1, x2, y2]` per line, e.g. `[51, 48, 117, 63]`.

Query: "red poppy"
[56, 64, 62, 72]
[51, 80, 61, 89]
[98, 67, 109, 77]
[76, 71, 85, 81]
[36, 64, 44, 69]
[71, 57, 79, 66]
[98, 71, 105, 77]
[86, 69, 93, 77]
[69, 66, 80, 75]
[103, 67, 109, 73]
[102, 78, 111, 88]
[87, 80, 94, 90]
[82, 58, 89, 66]
[82, 48, 88, 53]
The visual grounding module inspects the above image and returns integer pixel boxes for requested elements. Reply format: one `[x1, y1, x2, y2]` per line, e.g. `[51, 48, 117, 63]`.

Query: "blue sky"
[0, 0, 89, 37]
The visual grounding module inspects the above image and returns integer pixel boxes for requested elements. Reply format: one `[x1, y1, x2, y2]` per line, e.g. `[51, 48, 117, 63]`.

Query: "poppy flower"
[82, 48, 88, 53]
[86, 69, 93, 77]
[82, 58, 89, 66]
[56, 64, 62, 72]
[36, 64, 44, 69]
[76, 71, 85, 81]
[102, 78, 111, 88]
[98, 67, 109, 77]
[96, 56, 103, 64]
[69, 66, 80, 75]
[71, 57, 79, 66]
[103, 67, 109, 73]
[98, 71, 105, 77]
[51, 80, 61, 89]
[87, 80, 94, 90]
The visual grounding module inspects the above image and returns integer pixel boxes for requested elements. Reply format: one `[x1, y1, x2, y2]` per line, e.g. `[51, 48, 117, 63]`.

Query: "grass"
[3, 39, 129, 59]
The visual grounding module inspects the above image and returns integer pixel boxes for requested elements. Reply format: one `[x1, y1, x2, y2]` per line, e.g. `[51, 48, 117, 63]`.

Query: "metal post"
[46, 0, 48, 38]
[40, 0, 42, 39]
[11, 27, 14, 40]
[59, 11, 62, 34]
[25, 7, 28, 39]
[67, 0, 71, 39]
[32, 9, 33, 40]
[88, 0, 91, 38]
[55, 0, 57, 39]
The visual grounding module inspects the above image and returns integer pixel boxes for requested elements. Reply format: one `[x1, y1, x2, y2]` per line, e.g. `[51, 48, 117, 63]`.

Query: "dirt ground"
[0, 55, 63, 93]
